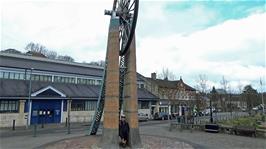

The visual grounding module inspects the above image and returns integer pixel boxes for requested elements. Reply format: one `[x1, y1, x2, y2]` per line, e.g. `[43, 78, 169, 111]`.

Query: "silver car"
[138, 113, 149, 121]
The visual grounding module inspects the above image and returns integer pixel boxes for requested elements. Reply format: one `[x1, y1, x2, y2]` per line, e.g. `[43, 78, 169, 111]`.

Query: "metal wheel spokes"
[115, 0, 138, 56]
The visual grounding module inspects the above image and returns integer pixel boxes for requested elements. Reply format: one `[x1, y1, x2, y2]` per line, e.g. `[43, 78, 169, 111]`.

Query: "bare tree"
[195, 74, 209, 111]
[259, 77, 265, 113]
[243, 85, 259, 112]
[25, 42, 75, 62]
[220, 76, 229, 112]
[85, 60, 105, 67]
[57, 55, 74, 62]
[237, 81, 243, 94]
[196, 74, 209, 94]
[158, 68, 176, 80]
[25, 42, 48, 56]
[46, 50, 57, 60]
[220, 76, 228, 93]
[228, 84, 233, 114]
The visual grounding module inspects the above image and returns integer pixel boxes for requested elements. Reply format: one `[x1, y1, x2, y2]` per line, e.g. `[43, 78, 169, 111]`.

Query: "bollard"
[67, 122, 71, 134]
[12, 120, 15, 130]
[33, 124, 37, 137]
[65, 117, 68, 127]
[41, 117, 44, 128]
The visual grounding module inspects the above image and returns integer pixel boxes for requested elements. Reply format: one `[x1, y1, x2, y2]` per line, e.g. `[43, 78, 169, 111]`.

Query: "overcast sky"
[1, 0, 265, 92]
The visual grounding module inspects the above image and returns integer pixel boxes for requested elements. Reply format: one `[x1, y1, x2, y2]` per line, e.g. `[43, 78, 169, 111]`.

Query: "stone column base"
[100, 128, 119, 149]
[129, 128, 143, 148]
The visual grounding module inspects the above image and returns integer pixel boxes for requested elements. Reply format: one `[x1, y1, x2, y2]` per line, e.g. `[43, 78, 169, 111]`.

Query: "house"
[140, 72, 197, 116]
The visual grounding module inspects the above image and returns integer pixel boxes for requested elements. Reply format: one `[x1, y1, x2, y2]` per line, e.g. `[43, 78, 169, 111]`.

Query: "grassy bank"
[218, 114, 265, 129]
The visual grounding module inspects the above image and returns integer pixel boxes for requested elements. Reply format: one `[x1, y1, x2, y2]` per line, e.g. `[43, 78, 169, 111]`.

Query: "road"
[0, 119, 265, 149]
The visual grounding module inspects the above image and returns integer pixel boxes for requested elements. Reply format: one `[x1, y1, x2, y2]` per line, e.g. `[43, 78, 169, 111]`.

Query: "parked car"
[194, 111, 204, 117]
[153, 112, 169, 120]
[202, 107, 216, 115]
[138, 113, 149, 121]
[171, 113, 179, 119]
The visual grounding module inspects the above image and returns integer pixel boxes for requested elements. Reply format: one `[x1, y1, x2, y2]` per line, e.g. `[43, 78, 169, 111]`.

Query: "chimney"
[151, 72, 156, 80]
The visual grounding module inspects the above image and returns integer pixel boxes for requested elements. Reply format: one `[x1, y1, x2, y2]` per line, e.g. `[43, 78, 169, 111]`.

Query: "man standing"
[119, 114, 130, 148]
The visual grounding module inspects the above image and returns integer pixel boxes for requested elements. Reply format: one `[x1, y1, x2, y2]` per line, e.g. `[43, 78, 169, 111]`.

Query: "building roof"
[0, 53, 103, 77]
[0, 79, 158, 100]
[146, 77, 196, 91]
[1, 49, 22, 55]
[0, 53, 145, 81]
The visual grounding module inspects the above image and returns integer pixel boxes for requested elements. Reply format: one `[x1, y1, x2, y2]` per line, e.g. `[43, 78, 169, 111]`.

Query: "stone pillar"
[101, 17, 120, 149]
[124, 36, 142, 148]
[19, 100, 26, 113]
[19, 100, 26, 126]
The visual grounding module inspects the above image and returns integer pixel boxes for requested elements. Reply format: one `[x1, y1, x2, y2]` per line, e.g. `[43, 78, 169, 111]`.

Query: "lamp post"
[26, 68, 34, 129]
[260, 78, 264, 114]
[210, 86, 217, 123]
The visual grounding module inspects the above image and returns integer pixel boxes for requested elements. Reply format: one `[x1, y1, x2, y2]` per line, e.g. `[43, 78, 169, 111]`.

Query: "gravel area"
[43, 135, 194, 149]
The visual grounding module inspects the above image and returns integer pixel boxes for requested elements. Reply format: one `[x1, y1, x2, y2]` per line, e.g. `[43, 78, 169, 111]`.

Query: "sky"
[1, 0, 265, 92]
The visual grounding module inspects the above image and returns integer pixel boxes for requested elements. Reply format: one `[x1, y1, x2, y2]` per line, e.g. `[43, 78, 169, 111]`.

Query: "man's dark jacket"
[119, 120, 130, 141]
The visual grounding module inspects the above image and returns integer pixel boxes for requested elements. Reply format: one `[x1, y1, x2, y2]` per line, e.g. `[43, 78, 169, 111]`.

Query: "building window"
[54, 76, 75, 83]
[32, 74, 40, 81]
[87, 79, 95, 85]
[1, 72, 25, 80]
[151, 101, 156, 106]
[96, 80, 102, 85]
[139, 101, 149, 109]
[85, 101, 97, 111]
[71, 100, 97, 111]
[71, 100, 85, 111]
[63, 100, 67, 112]
[3, 72, 10, 79]
[19, 73, 24, 80]
[9, 72, 15, 79]
[77, 78, 97, 85]
[0, 71, 3, 78]
[0, 100, 19, 113]
[70, 78, 75, 83]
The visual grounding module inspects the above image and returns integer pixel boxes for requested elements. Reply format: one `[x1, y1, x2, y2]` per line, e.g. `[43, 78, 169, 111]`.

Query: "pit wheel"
[113, 0, 139, 56]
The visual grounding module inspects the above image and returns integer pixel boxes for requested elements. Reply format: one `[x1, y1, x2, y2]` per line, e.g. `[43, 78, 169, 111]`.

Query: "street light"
[26, 68, 34, 129]
[260, 78, 264, 114]
[210, 86, 217, 123]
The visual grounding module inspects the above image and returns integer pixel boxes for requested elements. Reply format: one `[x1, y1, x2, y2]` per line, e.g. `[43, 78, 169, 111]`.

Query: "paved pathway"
[140, 123, 266, 149]
[1, 121, 265, 149]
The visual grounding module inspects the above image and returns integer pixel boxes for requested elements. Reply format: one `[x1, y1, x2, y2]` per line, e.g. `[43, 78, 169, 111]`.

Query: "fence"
[189, 112, 249, 124]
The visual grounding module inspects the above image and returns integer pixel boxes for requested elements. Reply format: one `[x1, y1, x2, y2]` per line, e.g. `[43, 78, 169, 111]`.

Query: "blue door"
[31, 100, 61, 125]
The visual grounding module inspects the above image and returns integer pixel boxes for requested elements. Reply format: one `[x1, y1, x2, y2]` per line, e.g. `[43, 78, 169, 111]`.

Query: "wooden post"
[67, 99, 72, 134]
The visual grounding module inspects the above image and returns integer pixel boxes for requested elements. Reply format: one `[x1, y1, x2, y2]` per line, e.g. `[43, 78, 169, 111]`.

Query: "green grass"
[219, 114, 264, 129]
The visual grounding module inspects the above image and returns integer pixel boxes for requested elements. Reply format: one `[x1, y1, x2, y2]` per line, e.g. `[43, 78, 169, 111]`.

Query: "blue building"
[0, 53, 158, 127]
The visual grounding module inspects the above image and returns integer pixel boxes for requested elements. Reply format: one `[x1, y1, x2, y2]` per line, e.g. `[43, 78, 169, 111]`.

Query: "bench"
[234, 126, 256, 137]
[205, 124, 219, 133]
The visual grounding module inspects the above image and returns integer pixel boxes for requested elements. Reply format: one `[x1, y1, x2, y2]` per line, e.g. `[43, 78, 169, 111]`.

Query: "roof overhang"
[31, 85, 66, 97]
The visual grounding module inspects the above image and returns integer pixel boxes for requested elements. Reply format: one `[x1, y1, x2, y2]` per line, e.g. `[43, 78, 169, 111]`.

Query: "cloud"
[1, 0, 112, 61]
[1, 0, 265, 91]
[137, 1, 218, 38]
[137, 13, 265, 90]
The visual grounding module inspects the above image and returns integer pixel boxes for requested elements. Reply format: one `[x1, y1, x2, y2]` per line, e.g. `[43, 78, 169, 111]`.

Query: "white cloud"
[137, 13, 265, 90]
[1, 0, 265, 91]
[1, 0, 112, 61]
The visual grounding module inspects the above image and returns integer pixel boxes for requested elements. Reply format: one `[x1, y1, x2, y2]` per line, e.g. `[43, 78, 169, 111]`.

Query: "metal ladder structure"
[88, 61, 107, 135]
[88, 56, 126, 135]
